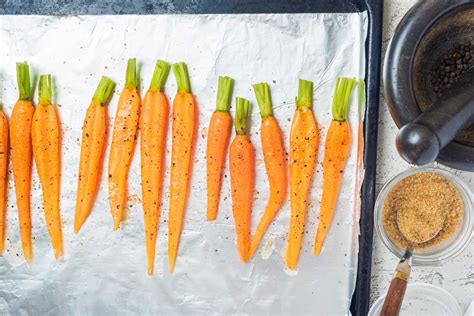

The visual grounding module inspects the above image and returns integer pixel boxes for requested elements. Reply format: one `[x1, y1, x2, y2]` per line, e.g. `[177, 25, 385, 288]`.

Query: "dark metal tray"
[0, 1, 383, 314]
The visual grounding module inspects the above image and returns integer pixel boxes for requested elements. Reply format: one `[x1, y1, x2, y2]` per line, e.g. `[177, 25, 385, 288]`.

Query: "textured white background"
[371, 0, 474, 311]
[0, 14, 367, 314]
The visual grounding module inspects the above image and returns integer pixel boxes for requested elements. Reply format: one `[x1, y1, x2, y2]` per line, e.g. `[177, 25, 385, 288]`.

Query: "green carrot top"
[125, 58, 138, 89]
[252, 82, 273, 118]
[149, 60, 170, 92]
[16, 62, 31, 101]
[296, 79, 313, 109]
[173, 62, 191, 94]
[38, 74, 52, 103]
[215, 76, 234, 112]
[235, 97, 251, 135]
[93, 76, 116, 105]
[332, 77, 357, 122]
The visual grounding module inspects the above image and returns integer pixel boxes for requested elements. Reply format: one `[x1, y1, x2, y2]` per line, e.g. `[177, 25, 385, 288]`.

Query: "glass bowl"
[369, 283, 463, 315]
[374, 166, 473, 266]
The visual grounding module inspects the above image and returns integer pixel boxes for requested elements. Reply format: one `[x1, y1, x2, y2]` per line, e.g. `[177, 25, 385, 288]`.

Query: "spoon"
[380, 211, 445, 316]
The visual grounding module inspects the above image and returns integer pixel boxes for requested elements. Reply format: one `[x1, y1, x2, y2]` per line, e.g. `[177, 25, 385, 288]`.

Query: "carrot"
[74, 77, 115, 233]
[31, 74, 63, 260]
[313, 77, 356, 256]
[140, 60, 170, 275]
[168, 62, 197, 273]
[249, 83, 287, 258]
[9, 62, 33, 261]
[229, 97, 254, 263]
[286, 79, 319, 270]
[0, 94, 8, 257]
[206, 76, 234, 221]
[108, 58, 141, 231]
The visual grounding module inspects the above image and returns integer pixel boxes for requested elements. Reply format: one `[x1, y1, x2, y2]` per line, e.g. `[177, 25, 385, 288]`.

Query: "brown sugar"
[382, 172, 463, 250]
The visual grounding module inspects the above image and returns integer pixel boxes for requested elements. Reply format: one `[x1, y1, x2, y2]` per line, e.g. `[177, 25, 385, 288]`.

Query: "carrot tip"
[147, 266, 154, 276]
[113, 218, 121, 231]
[313, 244, 322, 256]
[169, 259, 175, 274]
[53, 248, 62, 261]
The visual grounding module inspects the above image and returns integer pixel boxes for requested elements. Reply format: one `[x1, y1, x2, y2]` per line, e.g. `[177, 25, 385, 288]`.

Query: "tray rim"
[0, 1, 383, 315]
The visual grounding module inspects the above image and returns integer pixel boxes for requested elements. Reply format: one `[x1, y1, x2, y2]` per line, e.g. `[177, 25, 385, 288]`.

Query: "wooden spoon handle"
[380, 271, 409, 316]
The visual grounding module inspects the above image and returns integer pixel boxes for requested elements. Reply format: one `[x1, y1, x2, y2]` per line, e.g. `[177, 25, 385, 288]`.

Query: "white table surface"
[370, 0, 474, 311]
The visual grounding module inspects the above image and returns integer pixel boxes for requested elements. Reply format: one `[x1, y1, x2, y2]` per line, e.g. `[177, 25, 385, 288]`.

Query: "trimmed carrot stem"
[313, 77, 356, 256]
[39, 74, 52, 103]
[16, 62, 31, 101]
[230, 97, 254, 263]
[74, 76, 115, 234]
[206, 76, 234, 221]
[215, 76, 234, 112]
[235, 97, 251, 135]
[173, 62, 191, 93]
[93, 76, 116, 104]
[249, 82, 287, 259]
[149, 60, 170, 92]
[11, 62, 34, 262]
[125, 58, 138, 89]
[252, 82, 272, 118]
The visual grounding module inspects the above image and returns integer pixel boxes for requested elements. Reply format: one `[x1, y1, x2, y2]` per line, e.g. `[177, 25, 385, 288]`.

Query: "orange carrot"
[249, 83, 287, 258]
[10, 62, 33, 261]
[286, 79, 319, 270]
[74, 77, 115, 233]
[0, 96, 8, 257]
[206, 76, 234, 221]
[140, 60, 170, 275]
[168, 62, 197, 273]
[31, 74, 63, 260]
[313, 77, 356, 255]
[108, 58, 141, 231]
[229, 97, 254, 263]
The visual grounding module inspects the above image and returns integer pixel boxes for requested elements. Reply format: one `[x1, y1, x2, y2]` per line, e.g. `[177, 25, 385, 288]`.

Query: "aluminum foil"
[0, 13, 367, 314]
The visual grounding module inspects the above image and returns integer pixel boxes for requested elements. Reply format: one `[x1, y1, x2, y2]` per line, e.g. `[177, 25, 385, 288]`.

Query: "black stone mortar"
[384, 0, 474, 171]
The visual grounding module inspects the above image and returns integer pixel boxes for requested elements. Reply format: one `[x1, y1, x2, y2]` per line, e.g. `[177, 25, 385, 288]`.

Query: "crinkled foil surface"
[0, 13, 367, 315]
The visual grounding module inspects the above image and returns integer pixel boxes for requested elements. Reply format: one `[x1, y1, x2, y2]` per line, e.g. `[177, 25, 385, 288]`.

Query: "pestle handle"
[396, 68, 474, 165]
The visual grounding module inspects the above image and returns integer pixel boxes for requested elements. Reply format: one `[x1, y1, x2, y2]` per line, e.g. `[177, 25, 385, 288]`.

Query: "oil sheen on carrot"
[229, 97, 254, 263]
[313, 77, 356, 256]
[108, 58, 141, 231]
[10, 62, 33, 261]
[249, 82, 287, 259]
[31, 74, 63, 260]
[206, 76, 234, 221]
[286, 79, 319, 270]
[74, 76, 115, 233]
[168, 62, 197, 273]
[140, 60, 170, 275]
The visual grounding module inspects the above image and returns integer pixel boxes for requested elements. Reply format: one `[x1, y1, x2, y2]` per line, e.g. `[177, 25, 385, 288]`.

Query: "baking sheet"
[0, 13, 367, 314]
